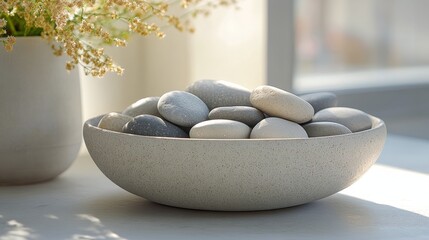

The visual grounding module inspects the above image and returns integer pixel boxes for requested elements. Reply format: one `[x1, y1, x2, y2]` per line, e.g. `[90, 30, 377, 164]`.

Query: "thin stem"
[5, 15, 17, 35]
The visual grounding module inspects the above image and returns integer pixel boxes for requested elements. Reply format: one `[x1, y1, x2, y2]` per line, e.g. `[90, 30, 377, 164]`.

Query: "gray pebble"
[122, 114, 188, 138]
[122, 97, 162, 117]
[208, 106, 265, 127]
[312, 107, 372, 132]
[300, 92, 338, 113]
[186, 79, 252, 110]
[190, 120, 251, 139]
[158, 91, 209, 127]
[303, 122, 352, 137]
[180, 126, 192, 135]
[98, 112, 133, 132]
[250, 85, 314, 123]
[250, 117, 308, 139]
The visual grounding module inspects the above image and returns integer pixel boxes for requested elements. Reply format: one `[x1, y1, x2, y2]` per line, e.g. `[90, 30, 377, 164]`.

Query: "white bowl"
[83, 115, 386, 211]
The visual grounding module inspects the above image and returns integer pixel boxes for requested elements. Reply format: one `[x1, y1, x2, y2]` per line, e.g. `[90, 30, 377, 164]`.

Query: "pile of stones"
[98, 79, 373, 139]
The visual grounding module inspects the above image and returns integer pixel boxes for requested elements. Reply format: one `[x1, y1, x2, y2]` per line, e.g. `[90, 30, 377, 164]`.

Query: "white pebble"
[190, 120, 251, 139]
[250, 85, 314, 123]
[250, 117, 308, 139]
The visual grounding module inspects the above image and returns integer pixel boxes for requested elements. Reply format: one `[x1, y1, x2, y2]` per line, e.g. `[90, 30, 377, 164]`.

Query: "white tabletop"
[1, 134, 428, 240]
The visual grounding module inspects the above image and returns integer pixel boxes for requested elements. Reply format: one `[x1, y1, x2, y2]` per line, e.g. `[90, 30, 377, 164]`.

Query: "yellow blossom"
[0, 18, 6, 28]
[0, 0, 237, 77]
[3, 36, 16, 51]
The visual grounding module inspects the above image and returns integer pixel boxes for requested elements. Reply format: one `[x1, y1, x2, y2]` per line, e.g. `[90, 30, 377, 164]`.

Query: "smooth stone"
[158, 91, 209, 127]
[98, 112, 133, 132]
[250, 85, 314, 124]
[303, 122, 352, 137]
[208, 106, 265, 127]
[312, 107, 372, 132]
[190, 120, 251, 139]
[122, 97, 162, 117]
[122, 114, 188, 138]
[186, 79, 252, 110]
[250, 117, 308, 139]
[300, 92, 338, 113]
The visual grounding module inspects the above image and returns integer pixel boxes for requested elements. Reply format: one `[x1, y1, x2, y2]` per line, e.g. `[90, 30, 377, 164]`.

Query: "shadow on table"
[82, 192, 429, 240]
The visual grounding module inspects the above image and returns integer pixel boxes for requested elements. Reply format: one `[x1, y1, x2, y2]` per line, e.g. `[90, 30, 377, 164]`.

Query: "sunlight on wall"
[190, 0, 267, 90]
[80, 29, 191, 122]
[80, 1, 266, 126]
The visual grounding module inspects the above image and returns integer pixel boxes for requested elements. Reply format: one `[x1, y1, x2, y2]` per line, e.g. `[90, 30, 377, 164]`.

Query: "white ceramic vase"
[0, 37, 82, 185]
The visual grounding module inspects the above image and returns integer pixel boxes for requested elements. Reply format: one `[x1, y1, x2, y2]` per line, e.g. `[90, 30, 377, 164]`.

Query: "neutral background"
[80, 1, 266, 123]
[80, 0, 429, 142]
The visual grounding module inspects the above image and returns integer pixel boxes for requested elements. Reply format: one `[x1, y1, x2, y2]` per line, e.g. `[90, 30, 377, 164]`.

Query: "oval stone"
[122, 114, 188, 138]
[303, 122, 351, 137]
[190, 120, 251, 139]
[312, 107, 372, 132]
[300, 92, 338, 113]
[158, 91, 209, 127]
[186, 79, 252, 110]
[208, 106, 265, 127]
[250, 85, 314, 123]
[122, 96, 162, 117]
[250, 117, 308, 139]
[98, 112, 133, 132]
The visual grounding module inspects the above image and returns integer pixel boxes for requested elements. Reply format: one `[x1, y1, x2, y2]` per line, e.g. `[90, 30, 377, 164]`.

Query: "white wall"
[190, 0, 267, 90]
[80, 0, 267, 122]
[80, 30, 191, 120]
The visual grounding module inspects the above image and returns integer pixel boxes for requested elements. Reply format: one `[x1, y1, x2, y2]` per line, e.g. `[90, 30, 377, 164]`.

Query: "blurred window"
[294, 0, 429, 91]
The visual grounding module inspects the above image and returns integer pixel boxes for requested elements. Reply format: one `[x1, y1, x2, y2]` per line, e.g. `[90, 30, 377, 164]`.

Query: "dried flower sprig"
[0, 0, 236, 77]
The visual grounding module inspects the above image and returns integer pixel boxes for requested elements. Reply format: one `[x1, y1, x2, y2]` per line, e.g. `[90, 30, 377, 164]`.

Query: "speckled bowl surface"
[83, 115, 386, 211]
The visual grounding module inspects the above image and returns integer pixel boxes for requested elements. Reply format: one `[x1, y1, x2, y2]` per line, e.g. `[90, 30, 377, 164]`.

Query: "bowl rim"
[84, 113, 385, 142]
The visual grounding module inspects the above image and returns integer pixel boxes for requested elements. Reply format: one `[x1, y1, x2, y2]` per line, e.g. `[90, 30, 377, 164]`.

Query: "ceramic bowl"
[83, 114, 386, 211]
